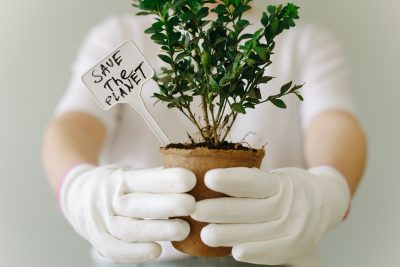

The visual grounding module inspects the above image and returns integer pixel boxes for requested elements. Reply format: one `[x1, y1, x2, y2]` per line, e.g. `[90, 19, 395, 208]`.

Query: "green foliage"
[132, 0, 304, 146]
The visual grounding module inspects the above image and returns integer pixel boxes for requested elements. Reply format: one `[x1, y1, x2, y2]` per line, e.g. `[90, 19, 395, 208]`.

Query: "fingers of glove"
[113, 193, 195, 219]
[200, 220, 285, 247]
[95, 234, 161, 264]
[205, 167, 281, 198]
[123, 167, 196, 193]
[192, 195, 283, 223]
[108, 216, 190, 242]
[232, 237, 300, 266]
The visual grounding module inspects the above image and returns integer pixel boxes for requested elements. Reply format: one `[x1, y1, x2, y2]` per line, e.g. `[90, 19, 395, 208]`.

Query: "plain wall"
[0, 0, 398, 266]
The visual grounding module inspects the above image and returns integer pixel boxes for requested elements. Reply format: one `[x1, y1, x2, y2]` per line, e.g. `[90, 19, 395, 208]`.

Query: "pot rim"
[160, 146, 265, 160]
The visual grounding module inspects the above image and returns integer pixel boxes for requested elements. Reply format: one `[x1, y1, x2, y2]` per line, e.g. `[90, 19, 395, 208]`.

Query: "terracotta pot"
[160, 146, 265, 257]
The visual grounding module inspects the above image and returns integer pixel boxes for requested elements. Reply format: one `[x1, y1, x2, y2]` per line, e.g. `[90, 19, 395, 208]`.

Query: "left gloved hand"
[192, 166, 351, 265]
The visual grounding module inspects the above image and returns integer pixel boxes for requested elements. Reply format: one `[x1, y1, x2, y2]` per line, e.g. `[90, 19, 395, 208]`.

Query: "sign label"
[82, 40, 155, 110]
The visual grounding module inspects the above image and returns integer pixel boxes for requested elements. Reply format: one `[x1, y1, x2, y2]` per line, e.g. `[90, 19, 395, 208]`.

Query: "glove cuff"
[58, 163, 96, 214]
[308, 165, 352, 227]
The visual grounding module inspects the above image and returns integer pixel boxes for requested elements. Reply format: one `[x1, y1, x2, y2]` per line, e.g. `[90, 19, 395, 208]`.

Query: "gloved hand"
[59, 164, 196, 263]
[192, 166, 351, 265]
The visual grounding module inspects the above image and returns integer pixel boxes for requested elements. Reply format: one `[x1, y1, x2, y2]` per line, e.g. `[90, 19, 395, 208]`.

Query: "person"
[42, 1, 367, 267]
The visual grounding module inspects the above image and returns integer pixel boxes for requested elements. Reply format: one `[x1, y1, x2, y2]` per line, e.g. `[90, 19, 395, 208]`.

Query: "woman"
[42, 1, 367, 266]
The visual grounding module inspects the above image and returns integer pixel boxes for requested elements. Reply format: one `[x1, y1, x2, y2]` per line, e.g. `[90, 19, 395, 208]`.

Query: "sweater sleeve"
[299, 26, 356, 129]
[54, 16, 127, 134]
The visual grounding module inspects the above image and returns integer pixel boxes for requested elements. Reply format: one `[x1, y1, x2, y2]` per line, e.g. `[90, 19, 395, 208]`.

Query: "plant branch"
[138, 0, 303, 146]
[221, 111, 238, 142]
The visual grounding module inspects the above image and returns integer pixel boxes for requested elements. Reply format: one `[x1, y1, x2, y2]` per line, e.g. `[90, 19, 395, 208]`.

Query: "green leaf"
[228, 31, 237, 41]
[144, 27, 161, 34]
[200, 20, 212, 27]
[214, 37, 227, 45]
[179, 11, 193, 22]
[159, 84, 169, 94]
[136, 11, 152, 16]
[168, 16, 180, 27]
[239, 33, 253, 41]
[151, 33, 167, 45]
[248, 87, 262, 99]
[293, 83, 305, 90]
[172, 0, 186, 9]
[201, 51, 211, 68]
[231, 103, 246, 114]
[217, 15, 231, 23]
[283, 3, 300, 19]
[170, 32, 181, 45]
[182, 33, 190, 48]
[139, 0, 168, 11]
[283, 17, 295, 28]
[280, 81, 292, 94]
[167, 103, 177, 108]
[254, 46, 267, 61]
[236, 19, 250, 32]
[154, 93, 172, 102]
[271, 20, 278, 36]
[258, 76, 274, 84]
[158, 54, 173, 65]
[197, 7, 209, 19]
[270, 98, 287, 109]
[232, 0, 241, 8]
[245, 58, 256, 66]
[175, 52, 188, 62]
[209, 76, 219, 92]
[219, 76, 231, 87]
[228, 45, 237, 51]
[233, 54, 242, 71]
[295, 93, 304, 101]
[144, 22, 164, 34]
[212, 4, 227, 15]
[267, 5, 276, 14]
[233, 4, 251, 17]
[261, 12, 269, 26]
[253, 28, 264, 39]
[181, 95, 193, 103]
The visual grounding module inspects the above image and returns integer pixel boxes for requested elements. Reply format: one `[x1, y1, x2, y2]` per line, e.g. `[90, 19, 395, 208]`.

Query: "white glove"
[59, 164, 196, 263]
[192, 166, 351, 265]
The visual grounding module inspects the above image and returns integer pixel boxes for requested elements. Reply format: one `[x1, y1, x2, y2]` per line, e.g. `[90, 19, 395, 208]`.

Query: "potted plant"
[132, 0, 303, 257]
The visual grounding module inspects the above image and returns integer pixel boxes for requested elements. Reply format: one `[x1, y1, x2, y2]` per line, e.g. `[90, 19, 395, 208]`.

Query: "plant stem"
[179, 105, 207, 140]
[216, 97, 227, 125]
[201, 96, 212, 142]
[221, 112, 238, 142]
[209, 101, 219, 143]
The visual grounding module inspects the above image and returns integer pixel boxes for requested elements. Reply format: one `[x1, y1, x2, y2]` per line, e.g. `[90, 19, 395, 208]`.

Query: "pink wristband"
[341, 201, 352, 221]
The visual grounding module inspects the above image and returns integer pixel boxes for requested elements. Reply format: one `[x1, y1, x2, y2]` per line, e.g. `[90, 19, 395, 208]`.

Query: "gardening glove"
[192, 166, 351, 265]
[59, 164, 196, 263]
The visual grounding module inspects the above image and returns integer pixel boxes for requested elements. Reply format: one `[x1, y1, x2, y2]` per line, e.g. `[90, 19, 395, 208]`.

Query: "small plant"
[133, 0, 303, 147]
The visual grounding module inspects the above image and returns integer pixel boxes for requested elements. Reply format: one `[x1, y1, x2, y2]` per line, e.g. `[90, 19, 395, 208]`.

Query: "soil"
[164, 141, 260, 153]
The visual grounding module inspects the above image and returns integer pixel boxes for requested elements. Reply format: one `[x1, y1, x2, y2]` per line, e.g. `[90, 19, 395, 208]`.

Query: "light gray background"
[0, 0, 398, 266]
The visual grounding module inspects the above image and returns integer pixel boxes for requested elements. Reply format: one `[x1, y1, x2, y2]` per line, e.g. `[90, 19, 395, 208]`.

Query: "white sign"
[82, 40, 171, 145]
[82, 40, 155, 109]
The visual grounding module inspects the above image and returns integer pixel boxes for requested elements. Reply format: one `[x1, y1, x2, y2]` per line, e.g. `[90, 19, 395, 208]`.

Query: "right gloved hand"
[59, 164, 196, 263]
